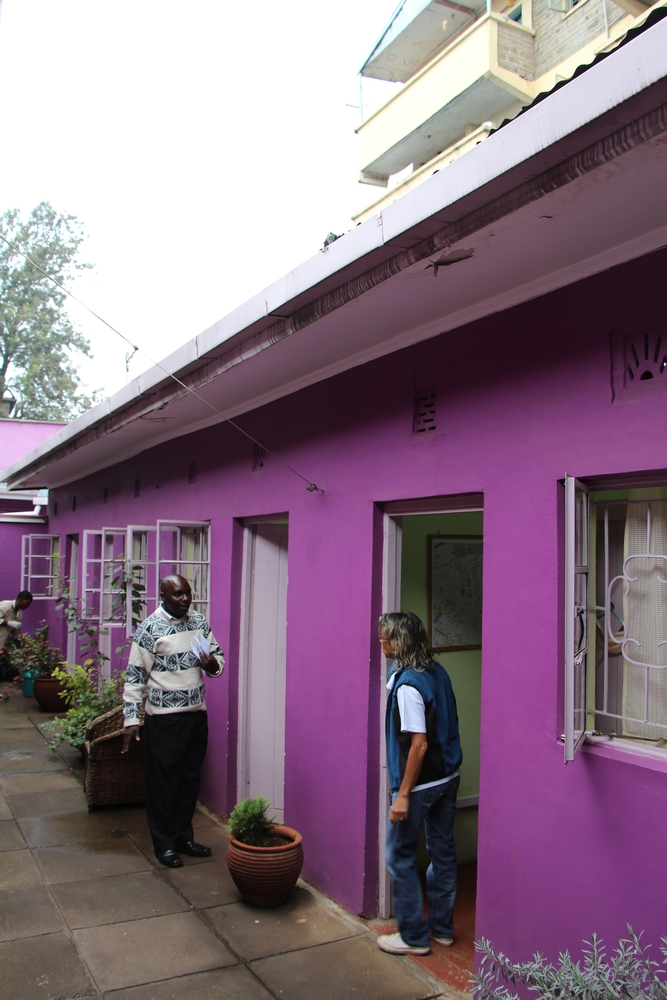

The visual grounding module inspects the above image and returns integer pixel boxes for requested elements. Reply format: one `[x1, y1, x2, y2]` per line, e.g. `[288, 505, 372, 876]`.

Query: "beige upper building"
[354, 0, 662, 223]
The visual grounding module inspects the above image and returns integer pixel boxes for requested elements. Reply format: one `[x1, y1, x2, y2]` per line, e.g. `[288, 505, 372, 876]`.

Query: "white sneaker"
[377, 932, 430, 955]
[432, 935, 454, 947]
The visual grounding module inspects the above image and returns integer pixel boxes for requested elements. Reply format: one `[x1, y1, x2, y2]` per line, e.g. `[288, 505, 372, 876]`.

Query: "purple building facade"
[6, 19, 667, 963]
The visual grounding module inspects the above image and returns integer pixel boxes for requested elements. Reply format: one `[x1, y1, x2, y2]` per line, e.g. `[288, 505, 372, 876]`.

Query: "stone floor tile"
[193, 808, 217, 830]
[0, 885, 64, 941]
[33, 837, 152, 883]
[163, 858, 242, 908]
[51, 869, 191, 928]
[0, 746, 68, 772]
[0, 731, 48, 749]
[251, 935, 437, 1000]
[103, 965, 274, 1000]
[0, 930, 94, 1000]
[0, 793, 11, 820]
[0, 711, 35, 729]
[0, 818, 26, 851]
[5, 786, 88, 818]
[0, 770, 82, 794]
[179, 826, 230, 865]
[0, 847, 43, 889]
[109, 806, 150, 836]
[204, 887, 361, 960]
[18, 810, 126, 848]
[74, 911, 238, 992]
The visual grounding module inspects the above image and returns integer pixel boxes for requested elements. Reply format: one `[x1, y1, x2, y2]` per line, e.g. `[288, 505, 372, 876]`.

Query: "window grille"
[565, 481, 667, 760]
[593, 490, 667, 741]
[21, 534, 61, 599]
[156, 521, 210, 618]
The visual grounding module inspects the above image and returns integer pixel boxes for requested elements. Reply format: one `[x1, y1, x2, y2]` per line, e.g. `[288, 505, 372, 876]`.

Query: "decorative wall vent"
[611, 321, 667, 402]
[413, 389, 436, 434]
[188, 461, 197, 485]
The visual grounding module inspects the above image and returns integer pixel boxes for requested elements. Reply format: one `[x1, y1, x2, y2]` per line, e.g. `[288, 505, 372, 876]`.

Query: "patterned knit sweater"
[122, 606, 224, 726]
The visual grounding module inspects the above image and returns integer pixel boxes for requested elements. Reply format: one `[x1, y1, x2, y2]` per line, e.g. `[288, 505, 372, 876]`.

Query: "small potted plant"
[9, 624, 66, 710]
[226, 797, 304, 908]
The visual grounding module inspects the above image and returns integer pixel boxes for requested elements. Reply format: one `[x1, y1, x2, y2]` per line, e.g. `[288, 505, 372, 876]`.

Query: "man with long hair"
[377, 611, 462, 956]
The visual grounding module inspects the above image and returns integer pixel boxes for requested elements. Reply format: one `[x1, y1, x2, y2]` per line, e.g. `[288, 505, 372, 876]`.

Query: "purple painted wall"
[34, 247, 667, 962]
[0, 419, 65, 474]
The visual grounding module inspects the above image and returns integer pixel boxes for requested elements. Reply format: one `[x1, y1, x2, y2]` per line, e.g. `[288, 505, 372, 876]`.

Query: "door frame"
[378, 493, 484, 918]
[237, 513, 289, 810]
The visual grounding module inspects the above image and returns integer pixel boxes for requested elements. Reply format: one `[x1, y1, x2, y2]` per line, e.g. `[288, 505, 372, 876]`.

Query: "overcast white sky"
[0, 0, 399, 401]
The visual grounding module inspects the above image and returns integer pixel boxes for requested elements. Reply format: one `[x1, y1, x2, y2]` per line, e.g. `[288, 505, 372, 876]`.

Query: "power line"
[0, 233, 323, 492]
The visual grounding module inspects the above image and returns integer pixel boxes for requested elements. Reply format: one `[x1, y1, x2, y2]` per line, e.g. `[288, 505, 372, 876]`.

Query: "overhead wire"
[0, 232, 323, 492]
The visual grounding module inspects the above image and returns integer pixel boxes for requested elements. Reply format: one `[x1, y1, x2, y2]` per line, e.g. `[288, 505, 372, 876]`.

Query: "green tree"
[0, 201, 99, 421]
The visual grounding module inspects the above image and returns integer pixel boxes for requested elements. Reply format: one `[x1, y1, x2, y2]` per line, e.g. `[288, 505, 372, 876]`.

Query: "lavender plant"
[473, 928, 667, 1000]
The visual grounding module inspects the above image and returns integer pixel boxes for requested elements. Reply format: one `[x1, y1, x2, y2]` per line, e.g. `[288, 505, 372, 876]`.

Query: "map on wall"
[428, 535, 483, 651]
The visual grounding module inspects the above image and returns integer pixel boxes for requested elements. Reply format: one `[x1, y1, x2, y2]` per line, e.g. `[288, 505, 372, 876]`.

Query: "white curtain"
[622, 488, 667, 739]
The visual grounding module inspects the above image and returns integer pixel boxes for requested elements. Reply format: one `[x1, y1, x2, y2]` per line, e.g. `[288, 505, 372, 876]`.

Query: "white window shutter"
[564, 476, 590, 762]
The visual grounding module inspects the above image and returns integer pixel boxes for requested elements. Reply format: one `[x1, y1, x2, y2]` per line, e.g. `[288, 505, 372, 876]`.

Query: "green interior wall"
[400, 512, 483, 865]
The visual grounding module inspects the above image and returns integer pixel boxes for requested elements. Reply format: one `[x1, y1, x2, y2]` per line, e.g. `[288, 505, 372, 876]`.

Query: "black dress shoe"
[175, 839, 212, 857]
[155, 849, 183, 868]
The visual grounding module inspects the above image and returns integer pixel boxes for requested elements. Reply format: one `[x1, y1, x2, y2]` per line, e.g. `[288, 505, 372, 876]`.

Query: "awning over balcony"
[361, 0, 486, 82]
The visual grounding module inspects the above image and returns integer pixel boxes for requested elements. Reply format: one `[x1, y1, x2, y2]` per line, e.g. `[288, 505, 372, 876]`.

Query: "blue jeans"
[386, 776, 459, 947]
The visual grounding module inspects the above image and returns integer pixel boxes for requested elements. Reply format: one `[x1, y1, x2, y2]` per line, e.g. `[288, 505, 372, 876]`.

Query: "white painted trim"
[236, 524, 255, 805]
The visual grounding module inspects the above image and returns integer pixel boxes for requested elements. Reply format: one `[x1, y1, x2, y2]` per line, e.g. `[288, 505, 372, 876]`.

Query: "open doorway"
[238, 517, 289, 824]
[379, 496, 482, 985]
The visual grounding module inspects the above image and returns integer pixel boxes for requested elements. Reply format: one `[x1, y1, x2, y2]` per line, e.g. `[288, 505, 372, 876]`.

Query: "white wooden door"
[239, 521, 288, 823]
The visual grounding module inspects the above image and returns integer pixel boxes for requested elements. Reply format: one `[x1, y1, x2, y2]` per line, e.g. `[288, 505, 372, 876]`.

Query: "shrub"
[229, 797, 276, 847]
[473, 927, 667, 1000]
[42, 664, 125, 750]
[8, 623, 63, 679]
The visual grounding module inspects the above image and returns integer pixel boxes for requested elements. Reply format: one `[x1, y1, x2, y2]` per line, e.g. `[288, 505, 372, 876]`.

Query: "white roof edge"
[6, 15, 667, 483]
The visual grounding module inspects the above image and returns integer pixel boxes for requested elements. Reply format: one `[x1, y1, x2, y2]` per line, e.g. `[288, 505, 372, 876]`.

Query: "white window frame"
[564, 476, 590, 762]
[156, 520, 210, 618]
[83, 529, 103, 623]
[125, 525, 158, 636]
[21, 534, 61, 599]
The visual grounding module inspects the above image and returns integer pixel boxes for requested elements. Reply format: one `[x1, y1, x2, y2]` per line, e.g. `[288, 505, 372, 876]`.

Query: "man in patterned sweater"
[121, 574, 224, 868]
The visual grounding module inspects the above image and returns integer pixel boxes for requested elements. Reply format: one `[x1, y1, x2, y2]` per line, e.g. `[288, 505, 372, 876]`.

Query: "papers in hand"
[190, 634, 211, 662]
[7, 621, 20, 629]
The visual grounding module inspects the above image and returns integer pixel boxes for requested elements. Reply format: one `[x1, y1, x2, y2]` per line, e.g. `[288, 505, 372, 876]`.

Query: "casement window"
[157, 520, 210, 617]
[21, 534, 61, 599]
[564, 476, 667, 761]
[126, 526, 158, 635]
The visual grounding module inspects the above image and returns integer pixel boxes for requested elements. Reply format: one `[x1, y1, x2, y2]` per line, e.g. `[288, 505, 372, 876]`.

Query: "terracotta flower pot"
[32, 676, 68, 713]
[227, 825, 304, 907]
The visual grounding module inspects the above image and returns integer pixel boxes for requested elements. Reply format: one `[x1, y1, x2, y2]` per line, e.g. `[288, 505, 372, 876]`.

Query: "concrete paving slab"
[103, 965, 275, 1000]
[0, 746, 68, 772]
[0, 818, 26, 851]
[0, 770, 82, 793]
[33, 837, 153, 883]
[0, 847, 43, 889]
[179, 826, 230, 865]
[51, 869, 191, 928]
[5, 785, 89, 818]
[0, 793, 11, 820]
[251, 935, 440, 1000]
[0, 730, 48, 748]
[109, 806, 151, 836]
[74, 911, 238, 992]
[0, 710, 35, 729]
[204, 887, 361, 961]
[0, 930, 94, 1000]
[163, 858, 242, 908]
[18, 810, 126, 848]
[0, 885, 65, 941]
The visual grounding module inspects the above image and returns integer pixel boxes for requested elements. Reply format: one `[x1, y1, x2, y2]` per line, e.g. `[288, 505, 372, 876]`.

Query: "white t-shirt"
[387, 671, 459, 792]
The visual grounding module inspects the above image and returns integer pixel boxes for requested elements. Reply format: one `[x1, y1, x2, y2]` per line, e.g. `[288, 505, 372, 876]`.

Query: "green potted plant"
[42, 663, 125, 753]
[226, 797, 304, 907]
[8, 623, 66, 710]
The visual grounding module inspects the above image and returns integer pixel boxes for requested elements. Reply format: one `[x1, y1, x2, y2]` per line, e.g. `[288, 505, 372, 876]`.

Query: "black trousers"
[143, 711, 208, 853]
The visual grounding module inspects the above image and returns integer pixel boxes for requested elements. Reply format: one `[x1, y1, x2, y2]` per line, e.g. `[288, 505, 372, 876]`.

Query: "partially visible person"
[376, 611, 462, 957]
[0, 591, 32, 681]
[121, 575, 224, 869]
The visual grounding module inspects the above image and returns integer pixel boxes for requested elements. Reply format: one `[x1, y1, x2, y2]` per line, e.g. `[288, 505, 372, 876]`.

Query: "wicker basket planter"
[227, 826, 304, 907]
[84, 704, 145, 812]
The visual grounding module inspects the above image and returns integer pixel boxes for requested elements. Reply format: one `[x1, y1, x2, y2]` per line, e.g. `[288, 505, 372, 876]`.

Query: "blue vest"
[385, 663, 462, 792]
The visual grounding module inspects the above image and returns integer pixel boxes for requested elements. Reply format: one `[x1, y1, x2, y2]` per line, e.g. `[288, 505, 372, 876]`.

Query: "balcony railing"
[356, 13, 535, 186]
